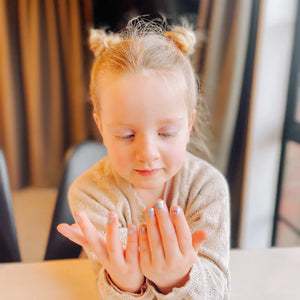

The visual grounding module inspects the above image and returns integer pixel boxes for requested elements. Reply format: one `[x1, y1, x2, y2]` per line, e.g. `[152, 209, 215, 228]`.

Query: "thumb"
[192, 229, 208, 252]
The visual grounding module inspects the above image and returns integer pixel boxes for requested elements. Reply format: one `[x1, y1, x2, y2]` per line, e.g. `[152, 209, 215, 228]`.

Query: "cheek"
[106, 141, 131, 168]
[163, 139, 187, 167]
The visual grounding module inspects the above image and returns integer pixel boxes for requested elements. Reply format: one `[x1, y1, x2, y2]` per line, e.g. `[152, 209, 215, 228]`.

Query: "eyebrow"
[156, 117, 185, 125]
[107, 117, 185, 128]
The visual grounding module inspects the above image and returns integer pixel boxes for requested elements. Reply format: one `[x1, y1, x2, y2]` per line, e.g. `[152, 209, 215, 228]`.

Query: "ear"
[188, 110, 196, 133]
[93, 112, 103, 137]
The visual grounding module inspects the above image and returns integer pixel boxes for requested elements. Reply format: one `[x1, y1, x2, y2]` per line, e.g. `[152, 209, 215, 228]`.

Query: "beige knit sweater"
[68, 152, 230, 299]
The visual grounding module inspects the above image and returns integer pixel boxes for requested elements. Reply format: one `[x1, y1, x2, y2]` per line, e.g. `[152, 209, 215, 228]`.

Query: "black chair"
[44, 140, 107, 260]
[0, 149, 21, 262]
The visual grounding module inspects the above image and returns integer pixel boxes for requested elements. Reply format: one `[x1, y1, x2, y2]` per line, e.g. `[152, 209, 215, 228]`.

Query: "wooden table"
[0, 247, 299, 299]
[0, 259, 99, 300]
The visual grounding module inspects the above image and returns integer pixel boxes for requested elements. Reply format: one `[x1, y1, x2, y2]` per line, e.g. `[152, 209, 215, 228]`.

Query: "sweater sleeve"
[68, 173, 155, 300]
[145, 163, 231, 299]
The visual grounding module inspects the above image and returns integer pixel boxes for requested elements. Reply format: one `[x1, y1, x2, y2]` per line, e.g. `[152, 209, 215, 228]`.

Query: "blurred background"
[0, 0, 299, 262]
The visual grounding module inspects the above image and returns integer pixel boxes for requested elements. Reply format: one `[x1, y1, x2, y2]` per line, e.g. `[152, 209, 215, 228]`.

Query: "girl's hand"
[57, 210, 144, 293]
[138, 201, 207, 294]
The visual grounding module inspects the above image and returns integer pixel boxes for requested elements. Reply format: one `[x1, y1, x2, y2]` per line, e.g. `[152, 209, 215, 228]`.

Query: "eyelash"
[117, 132, 174, 141]
[119, 134, 135, 140]
[159, 132, 173, 138]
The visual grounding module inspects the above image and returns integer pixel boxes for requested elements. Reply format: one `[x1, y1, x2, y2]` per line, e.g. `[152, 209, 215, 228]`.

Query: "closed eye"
[119, 134, 135, 140]
[159, 132, 173, 138]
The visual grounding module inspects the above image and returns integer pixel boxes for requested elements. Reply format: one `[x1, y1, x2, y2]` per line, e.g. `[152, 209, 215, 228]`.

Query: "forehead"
[98, 72, 189, 124]
[99, 69, 186, 91]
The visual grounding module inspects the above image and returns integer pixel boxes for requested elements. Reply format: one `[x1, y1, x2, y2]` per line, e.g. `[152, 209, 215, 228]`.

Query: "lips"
[135, 169, 161, 176]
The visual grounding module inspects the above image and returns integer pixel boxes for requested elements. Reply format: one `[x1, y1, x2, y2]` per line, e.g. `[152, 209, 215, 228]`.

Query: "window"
[272, 3, 300, 246]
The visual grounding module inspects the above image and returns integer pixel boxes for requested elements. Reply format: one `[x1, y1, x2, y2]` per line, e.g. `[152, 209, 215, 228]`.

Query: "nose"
[135, 135, 159, 163]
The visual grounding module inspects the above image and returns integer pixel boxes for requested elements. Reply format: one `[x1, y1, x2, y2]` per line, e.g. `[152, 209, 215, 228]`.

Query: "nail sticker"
[108, 215, 114, 223]
[172, 207, 181, 215]
[155, 200, 164, 210]
[147, 208, 155, 217]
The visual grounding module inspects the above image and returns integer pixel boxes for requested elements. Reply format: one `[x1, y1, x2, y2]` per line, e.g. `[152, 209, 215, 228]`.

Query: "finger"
[125, 224, 139, 265]
[57, 223, 88, 247]
[192, 229, 208, 252]
[69, 223, 109, 253]
[106, 211, 124, 264]
[153, 201, 181, 260]
[170, 206, 193, 255]
[75, 210, 108, 262]
[70, 223, 81, 230]
[145, 206, 165, 264]
[138, 223, 151, 269]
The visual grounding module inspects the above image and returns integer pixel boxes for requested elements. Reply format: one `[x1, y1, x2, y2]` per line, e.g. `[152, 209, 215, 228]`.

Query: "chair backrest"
[0, 149, 21, 262]
[44, 140, 107, 260]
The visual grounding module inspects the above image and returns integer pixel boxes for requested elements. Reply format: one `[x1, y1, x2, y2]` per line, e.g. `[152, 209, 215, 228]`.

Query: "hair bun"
[164, 26, 196, 56]
[89, 29, 121, 58]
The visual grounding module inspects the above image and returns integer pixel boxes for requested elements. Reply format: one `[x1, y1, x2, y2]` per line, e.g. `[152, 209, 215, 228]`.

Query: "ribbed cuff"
[146, 263, 206, 299]
[97, 268, 151, 299]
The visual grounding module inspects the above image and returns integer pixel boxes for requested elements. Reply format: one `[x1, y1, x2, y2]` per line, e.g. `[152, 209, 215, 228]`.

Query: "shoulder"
[183, 152, 228, 185]
[69, 156, 113, 194]
[179, 152, 229, 201]
[67, 156, 120, 211]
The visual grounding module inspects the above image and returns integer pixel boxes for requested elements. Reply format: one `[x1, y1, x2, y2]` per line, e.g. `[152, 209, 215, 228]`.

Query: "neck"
[135, 185, 165, 208]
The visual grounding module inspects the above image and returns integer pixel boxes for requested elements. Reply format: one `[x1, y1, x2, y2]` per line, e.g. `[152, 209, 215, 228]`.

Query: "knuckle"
[165, 255, 180, 268]
[181, 232, 192, 244]
[82, 241, 90, 249]
[139, 244, 148, 253]
[150, 237, 162, 249]
[106, 244, 116, 254]
[187, 251, 198, 265]
[126, 239, 137, 249]
[165, 234, 178, 245]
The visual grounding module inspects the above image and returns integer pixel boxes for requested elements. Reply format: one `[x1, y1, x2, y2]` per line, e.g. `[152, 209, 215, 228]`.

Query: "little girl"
[58, 17, 230, 299]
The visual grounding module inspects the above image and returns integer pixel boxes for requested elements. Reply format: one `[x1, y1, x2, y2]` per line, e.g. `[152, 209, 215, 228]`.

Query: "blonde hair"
[89, 17, 210, 160]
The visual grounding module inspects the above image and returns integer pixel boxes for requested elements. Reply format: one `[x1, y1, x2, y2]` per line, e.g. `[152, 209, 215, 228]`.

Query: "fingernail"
[108, 214, 114, 223]
[147, 208, 155, 217]
[141, 225, 147, 233]
[128, 228, 135, 235]
[172, 207, 181, 215]
[155, 200, 164, 210]
[75, 216, 80, 222]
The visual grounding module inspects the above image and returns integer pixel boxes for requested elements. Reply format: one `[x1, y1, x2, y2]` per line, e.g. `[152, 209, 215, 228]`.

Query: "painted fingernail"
[128, 228, 135, 235]
[108, 214, 114, 223]
[147, 208, 155, 217]
[141, 225, 147, 233]
[155, 200, 164, 210]
[172, 207, 181, 215]
[75, 216, 80, 222]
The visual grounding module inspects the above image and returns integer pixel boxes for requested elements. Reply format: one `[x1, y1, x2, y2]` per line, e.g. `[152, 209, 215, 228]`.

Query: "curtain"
[0, 0, 95, 189]
[194, 0, 260, 247]
[195, 0, 253, 173]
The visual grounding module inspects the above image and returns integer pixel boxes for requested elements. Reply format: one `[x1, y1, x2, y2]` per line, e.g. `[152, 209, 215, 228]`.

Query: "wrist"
[107, 271, 145, 293]
[155, 270, 191, 294]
